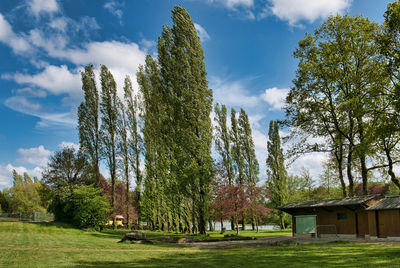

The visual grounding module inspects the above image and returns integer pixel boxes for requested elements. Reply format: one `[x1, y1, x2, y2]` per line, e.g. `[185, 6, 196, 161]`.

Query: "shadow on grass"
[72, 244, 400, 268]
[28, 221, 75, 229]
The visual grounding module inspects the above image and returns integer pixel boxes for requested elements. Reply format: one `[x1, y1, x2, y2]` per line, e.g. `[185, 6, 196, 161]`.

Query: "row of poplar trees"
[213, 104, 260, 229]
[78, 7, 215, 234]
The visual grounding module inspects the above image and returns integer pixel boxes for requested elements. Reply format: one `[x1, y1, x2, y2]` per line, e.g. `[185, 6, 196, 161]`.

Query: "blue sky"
[0, 0, 392, 188]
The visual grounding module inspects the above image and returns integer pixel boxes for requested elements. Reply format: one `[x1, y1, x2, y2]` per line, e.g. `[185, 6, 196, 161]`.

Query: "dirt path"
[187, 235, 296, 247]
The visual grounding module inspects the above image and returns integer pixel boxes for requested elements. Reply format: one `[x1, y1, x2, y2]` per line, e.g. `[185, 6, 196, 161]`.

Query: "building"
[277, 195, 400, 239]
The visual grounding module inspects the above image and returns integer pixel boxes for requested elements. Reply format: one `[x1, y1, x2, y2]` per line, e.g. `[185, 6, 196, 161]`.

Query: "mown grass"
[0, 221, 399, 267]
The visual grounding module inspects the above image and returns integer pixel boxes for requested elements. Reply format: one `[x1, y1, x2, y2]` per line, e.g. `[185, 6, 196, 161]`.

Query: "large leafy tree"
[42, 147, 92, 191]
[376, 0, 400, 192]
[78, 64, 100, 184]
[286, 15, 386, 196]
[99, 65, 119, 209]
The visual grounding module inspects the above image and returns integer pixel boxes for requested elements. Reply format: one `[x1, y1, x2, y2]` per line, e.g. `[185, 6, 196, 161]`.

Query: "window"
[337, 212, 347, 220]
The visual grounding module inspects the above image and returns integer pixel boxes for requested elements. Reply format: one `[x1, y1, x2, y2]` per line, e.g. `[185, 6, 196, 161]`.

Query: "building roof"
[366, 195, 400, 211]
[278, 195, 378, 211]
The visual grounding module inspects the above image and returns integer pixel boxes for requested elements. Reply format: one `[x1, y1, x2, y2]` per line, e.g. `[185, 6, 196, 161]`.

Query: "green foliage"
[42, 147, 93, 190]
[287, 14, 388, 196]
[78, 64, 100, 184]
[238, 108, 259, 185]
[100, 64, 120, 210]
[231, 109, 245, 184]
[138, 6, 213, 234]
[65, 185, 110, 229]
[266, 121, 289, 229]
[214, 103, 233, 184]
[4, 170, 48, 213]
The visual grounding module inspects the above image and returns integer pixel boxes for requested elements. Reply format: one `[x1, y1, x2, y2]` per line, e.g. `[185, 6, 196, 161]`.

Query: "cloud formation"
[260, 87, 289, 110]
[0, 14, 32, 54]
[17, 145, 52, 167]
[104, 0, 124, 22]
[194, 23, 210, 42]
[211, 76, 260, 108]
[208, 0, 254, 10]
[28, 0, 59, 17]
[4, 65, 81, 97]
[268, 0, 351, 26]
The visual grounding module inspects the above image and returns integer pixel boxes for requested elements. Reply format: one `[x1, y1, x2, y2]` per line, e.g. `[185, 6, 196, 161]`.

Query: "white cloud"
[17, 145, 52, 167]
[194, 23, 210, 42]
[104, 0, 124, 21]
[261, 87, 289, 110]
[3, 65, 81, 97]
[58, 141, 80, 151]
[28, 0, 59, 17]
[0, 13, 32, 54]
[209, 0, 254, 10]
[0, 164, 43, 189]
[288, 152, 329, 180]
[5, 96, 42, 111]
[211, 76, 260, 108]
[49, 17, 68, 32]
[4, 96, 76, 127]
[268, 0, 351, 26]
[15, 87, 47, 98]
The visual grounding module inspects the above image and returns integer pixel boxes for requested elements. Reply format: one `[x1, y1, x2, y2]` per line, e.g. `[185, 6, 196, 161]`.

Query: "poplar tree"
[139, 6, 213, 234]
[214, 103, 235, 230]
[238, 108, 259, 230]
[99, 65, 119, 209]
[117, 92, 130, 226]
[123, 76, 143, 226]
[169, 6, 213, 234]
[214, 104, 233, 184]
[138, 55, 165, 230]
[266, 120, 288, 229]
[231, 109, 245, 184]
[78, 64, 100, 184]
[238, 108, 259, 185]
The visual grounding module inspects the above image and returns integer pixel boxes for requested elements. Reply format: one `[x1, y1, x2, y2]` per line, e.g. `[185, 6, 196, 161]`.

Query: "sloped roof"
[278, 195, 378, 210]
[366, 195, 400, 211]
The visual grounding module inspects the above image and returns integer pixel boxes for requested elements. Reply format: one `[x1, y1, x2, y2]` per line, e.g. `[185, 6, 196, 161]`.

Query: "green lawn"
[0, 222, 399, 267]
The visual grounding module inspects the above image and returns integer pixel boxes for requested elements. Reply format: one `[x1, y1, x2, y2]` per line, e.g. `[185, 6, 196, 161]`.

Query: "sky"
[0, 0, 393, 189]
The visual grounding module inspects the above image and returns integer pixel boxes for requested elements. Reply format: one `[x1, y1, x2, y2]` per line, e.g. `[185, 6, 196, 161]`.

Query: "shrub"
[65, 185, 110, 229]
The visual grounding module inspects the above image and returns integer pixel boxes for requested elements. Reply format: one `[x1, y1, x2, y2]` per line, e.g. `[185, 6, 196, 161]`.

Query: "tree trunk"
[385, 148, 400, 193]
[334, 143, 347, 197]
[347, 147, 354, 197]
[359, 153, 368, 195]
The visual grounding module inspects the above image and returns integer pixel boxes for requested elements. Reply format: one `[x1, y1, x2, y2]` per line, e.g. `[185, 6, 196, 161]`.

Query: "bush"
[65, 185, 110, 229]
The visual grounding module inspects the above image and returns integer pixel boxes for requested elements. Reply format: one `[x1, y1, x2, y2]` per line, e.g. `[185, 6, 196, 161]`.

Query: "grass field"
[1, 222, 400, 267]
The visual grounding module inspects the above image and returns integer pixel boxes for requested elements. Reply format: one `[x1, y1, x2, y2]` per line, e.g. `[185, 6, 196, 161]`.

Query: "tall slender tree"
[99, 65, 119, 209]
[214, 103, 235, 229]
[214, 103, 233, 184]
[117, 92, 131, 226]
[238, 108, 259, 230]
[238, 108, 259, 185]
[169, 6, 214, 234]
[124, 76, 144, 226]
[231, 109, 245, 185]
[78, 64, 100, 184]
[266, 120, 288, 229]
